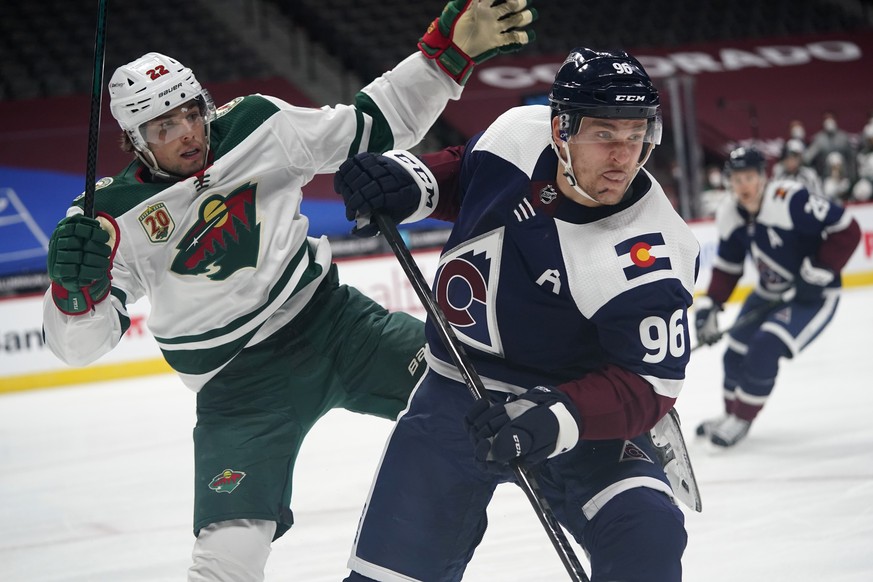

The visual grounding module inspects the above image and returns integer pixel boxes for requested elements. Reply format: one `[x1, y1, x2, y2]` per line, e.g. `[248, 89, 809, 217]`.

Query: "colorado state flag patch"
[615, 232, 672, 280]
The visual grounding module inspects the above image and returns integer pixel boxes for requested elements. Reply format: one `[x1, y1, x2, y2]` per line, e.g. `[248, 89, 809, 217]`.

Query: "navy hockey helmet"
[549, 47, 662, 142]
[724, 146, 767, 174]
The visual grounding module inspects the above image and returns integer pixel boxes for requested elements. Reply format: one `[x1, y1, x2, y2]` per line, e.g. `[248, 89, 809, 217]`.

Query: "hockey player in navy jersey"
[334, 48, 700, 582]
[694, 146, 861, 447]
[40, 2, 537, 580]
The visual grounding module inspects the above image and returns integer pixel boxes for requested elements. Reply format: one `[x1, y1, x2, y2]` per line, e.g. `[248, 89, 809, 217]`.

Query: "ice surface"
[2, 287, 871, 581]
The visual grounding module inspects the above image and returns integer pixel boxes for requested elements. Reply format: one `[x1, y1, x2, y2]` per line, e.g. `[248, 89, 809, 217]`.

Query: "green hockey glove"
[419, 0, 537, 84]
[47, 214, 118, 315]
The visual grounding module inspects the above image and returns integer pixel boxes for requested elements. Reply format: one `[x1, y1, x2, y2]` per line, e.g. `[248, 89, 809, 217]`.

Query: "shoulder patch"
[73, 177, 114, 202]
[215, 96, 245, 119]
[138, 201, 175, 243]
[615, 232, 672, 280]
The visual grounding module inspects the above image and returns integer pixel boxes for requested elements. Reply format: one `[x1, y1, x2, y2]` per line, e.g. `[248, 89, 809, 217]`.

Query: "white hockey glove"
[787, 257, 835, 304]
[419, 0, 537, 84]
[334, 150, 438, 237]
[694, 295, 722, 346]
[465, 386, 581, 469]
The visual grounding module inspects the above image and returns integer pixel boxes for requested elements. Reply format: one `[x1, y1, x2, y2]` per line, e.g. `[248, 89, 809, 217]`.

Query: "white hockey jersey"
[43, 53, 462, 390]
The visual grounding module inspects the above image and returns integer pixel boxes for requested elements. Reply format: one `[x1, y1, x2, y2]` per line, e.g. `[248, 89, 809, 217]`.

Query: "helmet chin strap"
[134, 148, 173, 181]
[551, 140, 600, 204]
[551, 138, 651, 205]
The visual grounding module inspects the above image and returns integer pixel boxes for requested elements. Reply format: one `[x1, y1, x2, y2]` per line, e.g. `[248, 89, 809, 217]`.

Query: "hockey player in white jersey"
[334, 47, 699, 582]
[41, 2, 536, 580]
[694, 146, 861, 447]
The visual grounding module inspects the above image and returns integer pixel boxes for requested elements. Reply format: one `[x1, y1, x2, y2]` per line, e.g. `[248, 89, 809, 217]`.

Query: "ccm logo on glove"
[465, 386, 581, 468]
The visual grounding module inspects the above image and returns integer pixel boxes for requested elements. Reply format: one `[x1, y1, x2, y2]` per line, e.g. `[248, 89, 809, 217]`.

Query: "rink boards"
[2, 203, 872, 393]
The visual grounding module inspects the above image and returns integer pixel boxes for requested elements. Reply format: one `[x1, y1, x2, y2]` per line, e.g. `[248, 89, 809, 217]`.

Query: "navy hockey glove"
[694, 296, 722, 346]
[465, 386, 581, 468]
[419, 0, 537, 84]
[790, 257, 835, 304]
[47, 214, 118, 315]
[334, 151, 437, 237]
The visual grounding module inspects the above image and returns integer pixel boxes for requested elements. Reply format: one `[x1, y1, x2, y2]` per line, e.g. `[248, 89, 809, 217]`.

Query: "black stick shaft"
[374, 214, 590, 582]
[83, 0, 109, 218]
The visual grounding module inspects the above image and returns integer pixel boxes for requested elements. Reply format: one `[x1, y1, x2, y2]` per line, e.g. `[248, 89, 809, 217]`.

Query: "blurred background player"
[334, 47, 699, 582]
[40, 2, 537, 580]
[694, 146, 861, 447]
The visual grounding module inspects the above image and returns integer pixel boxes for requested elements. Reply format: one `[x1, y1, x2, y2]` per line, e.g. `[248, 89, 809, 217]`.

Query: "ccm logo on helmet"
[158, 83, 183, 98]
[615, 95, 646, 102]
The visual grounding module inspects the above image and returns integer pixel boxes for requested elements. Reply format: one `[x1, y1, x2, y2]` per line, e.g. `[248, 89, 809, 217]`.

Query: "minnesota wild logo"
[208, 468, 246, 494]
[215, 96, 244, 118]
[171, 182, 260, 280]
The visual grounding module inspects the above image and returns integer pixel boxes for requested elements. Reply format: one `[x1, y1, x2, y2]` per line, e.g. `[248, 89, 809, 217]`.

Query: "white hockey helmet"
[108, 52, 216, 176]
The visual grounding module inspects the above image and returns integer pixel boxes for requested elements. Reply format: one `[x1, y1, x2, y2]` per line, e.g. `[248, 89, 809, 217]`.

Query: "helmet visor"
[566, 113, 662, 167]
[138, 100, 206, 146]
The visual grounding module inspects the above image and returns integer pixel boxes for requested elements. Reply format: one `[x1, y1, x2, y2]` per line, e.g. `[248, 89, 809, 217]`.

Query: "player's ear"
[551, 116, 566, 145]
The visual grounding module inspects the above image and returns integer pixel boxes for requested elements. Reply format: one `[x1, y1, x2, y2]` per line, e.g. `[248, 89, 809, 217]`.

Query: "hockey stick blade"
[649, 408, 702, 512]
[374, 214, 590, 582]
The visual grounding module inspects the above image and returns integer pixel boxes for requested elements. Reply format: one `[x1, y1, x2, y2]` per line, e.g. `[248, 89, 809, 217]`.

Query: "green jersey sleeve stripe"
[110, 287, 131, 336]
[349, 91, 394, 156]
[347, 106, 366, 158]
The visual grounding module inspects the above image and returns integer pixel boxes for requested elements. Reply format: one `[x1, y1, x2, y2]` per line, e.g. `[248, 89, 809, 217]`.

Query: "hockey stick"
[374, 214, 590, 582]
[691, 298, 783, 352]
[82, 0, 109, 218]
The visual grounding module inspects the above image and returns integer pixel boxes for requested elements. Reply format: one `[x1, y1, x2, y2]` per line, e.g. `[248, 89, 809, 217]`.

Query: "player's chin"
[737, 194, 757, 210]
[595, 183, 629, 205]
[179, 151, 205, 171]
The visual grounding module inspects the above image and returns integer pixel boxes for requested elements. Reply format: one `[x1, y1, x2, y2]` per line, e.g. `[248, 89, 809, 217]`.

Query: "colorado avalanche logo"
[435, 229, 505, 356]
[619, 440, 653, 463]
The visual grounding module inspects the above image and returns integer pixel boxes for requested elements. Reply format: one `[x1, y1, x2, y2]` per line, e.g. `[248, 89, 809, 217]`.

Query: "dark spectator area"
[1, 0, 866, 101]
[0, 0, 871, 250]
[270, 0, 865, 85]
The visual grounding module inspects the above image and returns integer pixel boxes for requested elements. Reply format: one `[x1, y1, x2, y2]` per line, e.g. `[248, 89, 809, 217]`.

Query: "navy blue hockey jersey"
[711, 179, 856, 301]
[422, 105, 700, 405]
